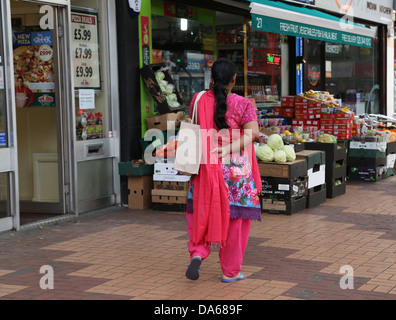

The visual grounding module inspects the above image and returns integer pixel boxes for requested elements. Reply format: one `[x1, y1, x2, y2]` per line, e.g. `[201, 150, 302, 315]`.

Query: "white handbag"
[173, 91, 206, 176]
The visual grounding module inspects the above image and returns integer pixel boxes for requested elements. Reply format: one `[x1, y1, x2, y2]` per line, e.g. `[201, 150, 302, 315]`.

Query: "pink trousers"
[186, 212, 252, 277]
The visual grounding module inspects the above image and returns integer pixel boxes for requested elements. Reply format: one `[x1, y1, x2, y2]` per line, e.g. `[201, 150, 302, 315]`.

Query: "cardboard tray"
[258, 159, 307, 180]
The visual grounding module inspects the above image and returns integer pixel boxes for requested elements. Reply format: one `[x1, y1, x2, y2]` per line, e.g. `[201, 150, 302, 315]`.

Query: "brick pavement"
[0, 177, 395, 301]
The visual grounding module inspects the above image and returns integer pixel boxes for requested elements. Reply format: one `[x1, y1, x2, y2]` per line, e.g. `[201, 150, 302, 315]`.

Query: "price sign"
[72, 11, 101, 89]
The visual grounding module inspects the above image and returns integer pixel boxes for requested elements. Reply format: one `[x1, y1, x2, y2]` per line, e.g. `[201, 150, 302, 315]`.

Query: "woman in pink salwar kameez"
[185, 58, 262, 283]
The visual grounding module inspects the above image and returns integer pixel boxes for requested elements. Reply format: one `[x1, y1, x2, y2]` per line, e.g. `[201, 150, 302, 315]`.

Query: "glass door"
[0, 0, 17, 232]
[11, 1, 69, 223]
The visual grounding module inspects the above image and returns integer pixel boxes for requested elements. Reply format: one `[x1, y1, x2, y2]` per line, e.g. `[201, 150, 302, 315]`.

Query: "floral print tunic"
[186, 92, 261, 222]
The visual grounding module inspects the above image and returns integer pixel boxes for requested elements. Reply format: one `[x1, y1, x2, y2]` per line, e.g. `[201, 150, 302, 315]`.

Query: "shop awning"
[249, 0, 376, 48]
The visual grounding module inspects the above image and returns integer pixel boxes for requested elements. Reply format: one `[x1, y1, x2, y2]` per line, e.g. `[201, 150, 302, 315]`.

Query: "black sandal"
[185, 257, 202, 280]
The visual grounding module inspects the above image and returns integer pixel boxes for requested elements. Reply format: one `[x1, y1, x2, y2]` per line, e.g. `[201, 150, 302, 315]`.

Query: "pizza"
[13, 45, 54, 83]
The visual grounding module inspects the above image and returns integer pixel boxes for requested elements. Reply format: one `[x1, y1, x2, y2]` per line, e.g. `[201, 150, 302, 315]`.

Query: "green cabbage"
[317, 134, 337, 143]
[155, 71, 165, 81]
[274, 150, 287, 163]
[281, 145, 296, 162]
[267, 134, 284, 151]
[256, 145, 274, 162]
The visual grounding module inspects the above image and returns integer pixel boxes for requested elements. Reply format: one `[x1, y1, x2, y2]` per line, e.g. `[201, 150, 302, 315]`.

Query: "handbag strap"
[191, 91, 206, 124]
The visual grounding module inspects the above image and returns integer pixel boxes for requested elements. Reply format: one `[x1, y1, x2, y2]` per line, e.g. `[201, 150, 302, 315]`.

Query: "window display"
[72, 0, 109, 141]
[325, 39, 379, 115]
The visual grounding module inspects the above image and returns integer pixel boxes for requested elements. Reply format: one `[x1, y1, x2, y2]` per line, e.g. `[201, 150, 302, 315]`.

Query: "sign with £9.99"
[71, 10, 101, 90]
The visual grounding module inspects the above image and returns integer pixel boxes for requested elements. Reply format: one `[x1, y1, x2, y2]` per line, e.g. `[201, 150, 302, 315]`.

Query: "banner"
[13, 31, 55, 108]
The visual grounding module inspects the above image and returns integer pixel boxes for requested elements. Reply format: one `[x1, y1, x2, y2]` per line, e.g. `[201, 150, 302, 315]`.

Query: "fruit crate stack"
[305, 140, 348, 198]
[151, 162, 190, 212]
[296, 150, 327, 208]
[347, 138, 388, 182]
[258, 159, 308, 215]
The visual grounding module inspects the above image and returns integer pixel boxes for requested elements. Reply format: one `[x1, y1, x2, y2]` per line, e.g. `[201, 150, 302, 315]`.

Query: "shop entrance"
[11, 1, 71, 224]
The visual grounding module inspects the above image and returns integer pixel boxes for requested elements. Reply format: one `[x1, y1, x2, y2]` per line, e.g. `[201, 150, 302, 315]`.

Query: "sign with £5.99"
[71, 11, 101, 90]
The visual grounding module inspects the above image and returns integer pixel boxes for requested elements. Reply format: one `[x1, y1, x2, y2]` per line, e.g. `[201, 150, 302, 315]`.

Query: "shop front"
[249, 0, 394, 116]
[0, 0, 120, 232]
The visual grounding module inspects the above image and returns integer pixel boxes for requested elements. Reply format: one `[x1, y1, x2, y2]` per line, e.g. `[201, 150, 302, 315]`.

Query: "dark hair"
[211, 58, 236, 129]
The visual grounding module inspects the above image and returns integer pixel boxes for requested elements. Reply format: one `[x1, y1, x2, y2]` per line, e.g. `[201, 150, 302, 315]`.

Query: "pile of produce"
[316, 134, 338, 143]
[256, 134, 296, 164]
[155, 71, 181, 109]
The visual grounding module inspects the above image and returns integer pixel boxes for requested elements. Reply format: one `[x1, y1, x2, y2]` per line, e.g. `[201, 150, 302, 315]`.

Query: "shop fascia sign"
[312, 0, 393, 26]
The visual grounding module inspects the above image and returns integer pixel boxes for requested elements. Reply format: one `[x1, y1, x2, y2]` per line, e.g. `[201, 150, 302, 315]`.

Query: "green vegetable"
[274, 150, 287, 164]
[317, 134, 337, 143]
[256, 145, 274, 162]
[281, 145, 296, 162]
[267, 134, 284, 151]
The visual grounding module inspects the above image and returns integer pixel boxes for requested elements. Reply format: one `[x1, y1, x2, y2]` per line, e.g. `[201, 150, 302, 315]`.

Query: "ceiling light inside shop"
[180, 18, 188, 31]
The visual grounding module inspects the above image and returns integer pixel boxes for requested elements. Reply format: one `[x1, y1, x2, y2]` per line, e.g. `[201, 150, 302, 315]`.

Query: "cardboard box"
[306, 184, 326, 208]
[387, 141, 396, 155]
[258, 159, 307, 179]
[348, 166, 387, 182]
[154, 162, 179, 175]
[151, 189, 188, 204]
[260, 196, 306, 215]
[118, 161, 154, 176]
[349, 141, 387, 152]
[154, 180, 189, 191]
[296, 150, 326, 169]
[128, 175, 153, 209]
[146, 111, 184, 131]
[260, 176, 308, 200]
[153, 173, 191, 182]
[348, 156, 387, 168]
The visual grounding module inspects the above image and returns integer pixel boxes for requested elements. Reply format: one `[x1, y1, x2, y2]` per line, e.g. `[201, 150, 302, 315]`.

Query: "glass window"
[247, 26, 285, 102]
[152, 14, 214, 108]
[72, 0, 111, 141]
[0, 173, 10, 219]
[325, 38, 379, 115]
[0, 4, 7, 148]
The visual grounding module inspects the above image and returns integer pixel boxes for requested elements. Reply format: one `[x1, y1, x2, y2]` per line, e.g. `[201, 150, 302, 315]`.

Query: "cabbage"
[165, 84, 175, 95]
[155, 71, 165, 81]
[274, 150, 287, 164]
[281, 145, 296, 162]
[267, 134, 284, 151]
[317, 134, 337, 143]
[256, 145, 274, 162]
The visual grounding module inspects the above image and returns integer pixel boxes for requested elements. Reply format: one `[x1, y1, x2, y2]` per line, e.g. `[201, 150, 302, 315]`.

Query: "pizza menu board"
[71, 11, 101, 90]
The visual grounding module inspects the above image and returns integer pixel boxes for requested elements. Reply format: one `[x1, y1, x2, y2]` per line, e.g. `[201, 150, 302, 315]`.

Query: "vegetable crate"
[140, 63, 184, 114]
[258, 159, 307, 180]
[304, 141, 347, 198]
[348, 166, 387, 182]
[260, 176, 308, 200]
[260, 196, 307, 215]
[306, 184, 327, 208]
[118, 161, 154, 176]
